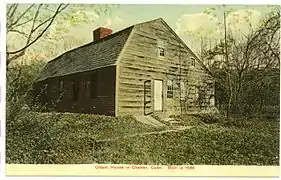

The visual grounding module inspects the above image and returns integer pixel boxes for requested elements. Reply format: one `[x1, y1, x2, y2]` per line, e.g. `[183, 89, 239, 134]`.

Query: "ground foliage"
[6, 111, 279, 165]
[94, 116, 279, 165]
[6, 110, 161, 164]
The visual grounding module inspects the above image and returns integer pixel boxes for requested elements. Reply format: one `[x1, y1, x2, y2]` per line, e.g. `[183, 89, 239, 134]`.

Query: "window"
[157, 40, 166, 57]
[58, 80, 64, 99]
[195, 86, 200, 101]
[43, 84, 48, 95]
[80, 79, 88, 98]
[209, 95, 215, 106]
[90, 72, 98, 98]
[86, 80, 91, 96]
[59, 80, 64, 89]
[73, 80, 80, 101]
[180, 81, 186, 99]
[167, 80, 173, 98]
[158, 47, 165, 57]
[191, 57, 196, 66]
[60, 80, 63, 89]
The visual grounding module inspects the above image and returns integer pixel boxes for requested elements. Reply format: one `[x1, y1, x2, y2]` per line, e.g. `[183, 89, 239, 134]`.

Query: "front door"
[144, 80, 152, 115]
[153, 80, 163, 111]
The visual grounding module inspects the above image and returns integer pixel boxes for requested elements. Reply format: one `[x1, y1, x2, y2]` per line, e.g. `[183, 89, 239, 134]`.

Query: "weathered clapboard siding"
[34, 66, 116, 116]
[116, 18, 214, 116]
[122, 53, 189, 70]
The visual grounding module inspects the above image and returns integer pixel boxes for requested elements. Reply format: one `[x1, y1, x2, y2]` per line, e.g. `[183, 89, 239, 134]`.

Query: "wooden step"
[169, 120, 184, 126]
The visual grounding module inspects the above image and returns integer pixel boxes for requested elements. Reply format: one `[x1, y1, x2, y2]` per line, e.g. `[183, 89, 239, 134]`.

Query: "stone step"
[134, 115, 167, 128]
[169, 120, 184, 126]
[162, 118, 175, 122]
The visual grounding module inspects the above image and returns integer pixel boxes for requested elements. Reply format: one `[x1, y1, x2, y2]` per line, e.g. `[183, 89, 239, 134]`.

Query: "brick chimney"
[93, 27, 113, 42]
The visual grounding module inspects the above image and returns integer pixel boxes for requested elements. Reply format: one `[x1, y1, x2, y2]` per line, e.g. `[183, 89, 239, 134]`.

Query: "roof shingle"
[35, 26, 134, 82]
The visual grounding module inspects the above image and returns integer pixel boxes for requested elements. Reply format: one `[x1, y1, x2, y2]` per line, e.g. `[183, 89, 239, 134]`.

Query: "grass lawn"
[6, 112, 280, 165]
[93, 116, 280, 165]
[6, 112, 162, 164]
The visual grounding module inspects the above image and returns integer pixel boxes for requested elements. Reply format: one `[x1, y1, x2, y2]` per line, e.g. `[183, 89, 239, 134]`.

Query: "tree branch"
[9, 29, 29, 38]
[7, 4, 15, 17]
[7, 4, 69, 58]
[7, 4, 35, 30]
[32, 4, 68, 33]
[8, 4, 19, 20]
[26, 4, 42, 45]
[9, 18, 33, 30]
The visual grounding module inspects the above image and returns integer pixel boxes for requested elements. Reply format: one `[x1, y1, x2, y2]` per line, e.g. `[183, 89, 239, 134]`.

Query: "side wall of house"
[116, 19, 215, 117]
[34, 66, 116, 115]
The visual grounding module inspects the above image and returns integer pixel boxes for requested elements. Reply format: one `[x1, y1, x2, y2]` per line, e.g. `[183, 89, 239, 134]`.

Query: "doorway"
[153, 79, 163, 111]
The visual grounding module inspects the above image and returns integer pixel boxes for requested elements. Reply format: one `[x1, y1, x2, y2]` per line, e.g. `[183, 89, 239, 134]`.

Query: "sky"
[68, 5, 271, 36]
[7, 4, 276, 61]
[57, 4, 274, 54]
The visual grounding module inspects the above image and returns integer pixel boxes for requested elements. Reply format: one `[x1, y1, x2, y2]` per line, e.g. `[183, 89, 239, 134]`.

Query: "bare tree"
[6, 4, 118, 66]
[205, 7, 280, 117]
[246, 9, 280, 69]
[6, 4, 69, 65]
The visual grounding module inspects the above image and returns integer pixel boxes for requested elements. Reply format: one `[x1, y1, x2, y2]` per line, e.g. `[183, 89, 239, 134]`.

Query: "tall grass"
[6, 111, 161, 164]
[94, 118, 279, 165]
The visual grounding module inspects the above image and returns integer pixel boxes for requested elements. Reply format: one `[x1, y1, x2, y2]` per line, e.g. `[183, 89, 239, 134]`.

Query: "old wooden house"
[33, 18, 216, 117]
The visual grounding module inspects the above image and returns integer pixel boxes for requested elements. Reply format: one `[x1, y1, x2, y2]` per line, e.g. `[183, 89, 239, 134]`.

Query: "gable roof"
[35, 26, 134, 82]
[35, 18, 212, 82]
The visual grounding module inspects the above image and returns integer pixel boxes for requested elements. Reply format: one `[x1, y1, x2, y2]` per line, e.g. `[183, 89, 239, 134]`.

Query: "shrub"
[174, 114, 205, 126]
[198, 114, 223, 124]
[180, 113, 224, 125]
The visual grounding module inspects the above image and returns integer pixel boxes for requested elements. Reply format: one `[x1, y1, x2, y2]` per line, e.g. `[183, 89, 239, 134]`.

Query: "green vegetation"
[94, 116, 279, 165]
[5, 4, 280, 166]
[6, 111, 279, 165]
[6, 111, 161, 164]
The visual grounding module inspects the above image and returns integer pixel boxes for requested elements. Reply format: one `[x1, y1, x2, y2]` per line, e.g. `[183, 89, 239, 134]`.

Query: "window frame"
[194, 86, 200, 101]
[43, 83, 48, 95]
[59, 80, 64, 89]
[167, 79, 173, 98]
[58, 80, 64, 100]
[157, 39, 166, 57]
[191, 57, 196, 67]
[158, 47, 165, 57]
[59, 80, 64, 94]
[90, 72, 98, 99]
[180, 81, 186, 99]
[72, 80, 80, 102]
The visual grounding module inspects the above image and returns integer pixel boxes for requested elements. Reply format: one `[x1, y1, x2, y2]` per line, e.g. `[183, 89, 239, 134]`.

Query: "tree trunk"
[226, 73, 232, 119]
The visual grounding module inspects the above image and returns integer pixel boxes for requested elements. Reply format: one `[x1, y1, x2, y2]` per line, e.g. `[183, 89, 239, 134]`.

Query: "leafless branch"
[7, 4, 15, 16]
[32, 4, 68, 33]
[9, 29, 29, 38]
[8, 4, 19, 20]
[10, 18, 33, 30]
[26, 4, 43, 45]
[7, 4, 35, 30]
[6, 4, 69, 65]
